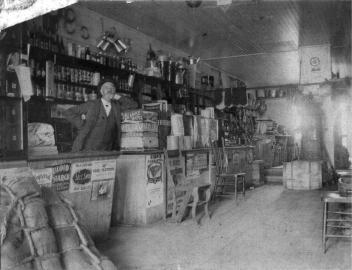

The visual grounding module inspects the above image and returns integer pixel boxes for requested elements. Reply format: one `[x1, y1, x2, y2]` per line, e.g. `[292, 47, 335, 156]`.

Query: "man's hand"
[81, 114, 86, 120]
[113, 94, 122, 100]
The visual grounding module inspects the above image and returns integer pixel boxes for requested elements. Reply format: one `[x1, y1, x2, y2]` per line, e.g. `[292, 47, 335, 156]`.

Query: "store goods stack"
[142, 101, 171, 149]
[0, 167, 117, 270]
[27, 122, 58, 156]
[120, 109, 159, 150]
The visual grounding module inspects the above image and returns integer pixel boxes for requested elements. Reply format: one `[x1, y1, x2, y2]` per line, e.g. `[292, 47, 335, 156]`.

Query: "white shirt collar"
[101, 98, 111, 107]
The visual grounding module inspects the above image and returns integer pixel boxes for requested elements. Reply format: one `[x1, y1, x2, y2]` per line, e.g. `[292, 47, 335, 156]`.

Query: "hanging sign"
[145, 153, 163, 208]
[69, 161, 92, 193]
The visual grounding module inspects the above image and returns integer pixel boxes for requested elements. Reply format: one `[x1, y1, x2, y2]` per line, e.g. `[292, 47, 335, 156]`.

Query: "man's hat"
[97, 76, 116, 92]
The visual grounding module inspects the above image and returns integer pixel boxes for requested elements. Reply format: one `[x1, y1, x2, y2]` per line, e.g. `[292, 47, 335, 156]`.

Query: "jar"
[157, 54, 169, 81]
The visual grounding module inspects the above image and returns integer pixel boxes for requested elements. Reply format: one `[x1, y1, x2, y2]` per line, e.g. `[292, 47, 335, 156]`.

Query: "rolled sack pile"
[0, 167, 117, 270]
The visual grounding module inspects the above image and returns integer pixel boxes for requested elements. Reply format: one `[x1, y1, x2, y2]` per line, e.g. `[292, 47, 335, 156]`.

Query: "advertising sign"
[300, 45, 331, 84]
[32, 168, 52, 188]
[69, 161, 92, 193]
[145, 153, 163, 208]
[52, 163, 71, 191]
[91, 159, 116, 182]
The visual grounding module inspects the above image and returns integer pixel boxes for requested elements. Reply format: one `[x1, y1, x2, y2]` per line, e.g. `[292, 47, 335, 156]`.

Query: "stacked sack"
[0, 167, 116, 270]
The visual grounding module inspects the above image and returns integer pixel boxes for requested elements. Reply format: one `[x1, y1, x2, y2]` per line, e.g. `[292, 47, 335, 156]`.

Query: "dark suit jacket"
[63, 99, 121, 152]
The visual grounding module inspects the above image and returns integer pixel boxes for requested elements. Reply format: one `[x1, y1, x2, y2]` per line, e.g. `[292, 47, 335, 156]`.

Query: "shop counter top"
[28, 150, 121, 161]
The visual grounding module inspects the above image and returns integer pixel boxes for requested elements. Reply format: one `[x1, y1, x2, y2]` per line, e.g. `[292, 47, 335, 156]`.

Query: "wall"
[259, 98, 294, 131]
[24, 3, 225, 88]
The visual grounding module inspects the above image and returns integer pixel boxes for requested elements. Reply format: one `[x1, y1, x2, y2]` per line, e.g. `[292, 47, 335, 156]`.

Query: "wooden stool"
[213, 172, 246, 202]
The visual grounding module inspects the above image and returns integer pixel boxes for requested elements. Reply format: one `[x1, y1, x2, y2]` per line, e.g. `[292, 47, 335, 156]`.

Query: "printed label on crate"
[52, 163, 71, 191]
[32, 168, 53, 188]
[121, 131, 158, 138]
[91, 159, 116, 182]
[121, 136, 159, 149]
[121, 122, 158, 133]
[69, 161, 92, 193]
[121, 109, 158, 122]
[90, 180, 114, 201]
[146, 153, 163, 208]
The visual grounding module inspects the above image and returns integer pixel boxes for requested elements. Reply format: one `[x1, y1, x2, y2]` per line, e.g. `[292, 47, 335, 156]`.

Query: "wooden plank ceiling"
[82, 0, 351, 87]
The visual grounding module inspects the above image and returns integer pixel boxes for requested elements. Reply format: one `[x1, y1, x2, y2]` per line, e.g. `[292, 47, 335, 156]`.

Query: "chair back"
[210, 140, 229, 175]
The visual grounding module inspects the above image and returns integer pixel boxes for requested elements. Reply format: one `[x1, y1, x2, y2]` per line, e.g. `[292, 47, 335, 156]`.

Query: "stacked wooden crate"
[120, 109, 159, 150]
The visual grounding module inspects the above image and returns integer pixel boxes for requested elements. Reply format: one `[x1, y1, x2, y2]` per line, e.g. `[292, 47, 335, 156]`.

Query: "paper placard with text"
[69, 161, 92, 193]
[32, 168, 53, 188]
[91, 159, 116, 182]
[145, 153, 163, 208]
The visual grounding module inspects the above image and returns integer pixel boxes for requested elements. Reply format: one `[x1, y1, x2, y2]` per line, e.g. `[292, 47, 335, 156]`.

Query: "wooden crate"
[283, 160, 322, 190]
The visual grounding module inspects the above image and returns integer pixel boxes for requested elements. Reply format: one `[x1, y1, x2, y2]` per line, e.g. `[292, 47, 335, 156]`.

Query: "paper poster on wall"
[69, 161, 92, 193]
[32, 168, 52, 188]
[90, 180, 113, 201]
[300, 45, 331, 84]
[52, 163, 71, 191]
[91, 159, 116, 182]
[146, 153, 163, 208]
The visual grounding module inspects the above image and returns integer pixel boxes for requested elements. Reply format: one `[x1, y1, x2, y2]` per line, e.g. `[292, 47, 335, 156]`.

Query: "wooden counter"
[0, 145, 255, 230]
[27, 151, 121, 242]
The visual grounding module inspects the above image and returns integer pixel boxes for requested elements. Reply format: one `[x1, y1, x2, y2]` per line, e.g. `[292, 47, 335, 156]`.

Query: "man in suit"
[64, 78, 121, 152]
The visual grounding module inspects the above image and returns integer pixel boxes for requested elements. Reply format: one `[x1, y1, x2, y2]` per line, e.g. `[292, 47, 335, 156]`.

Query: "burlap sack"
[101, 258, 118, 270]
[36, 255, 64, 270]
[1, 168, 41, 198]
[1, 168, 117, 270]
[1, 229, 32, 269]
[62, 249, 99, 270]
[22, 197, 48, 229]
[31, 227, 57, 256]
[54, 227, 80, 252]
[46, 204, 74, 227]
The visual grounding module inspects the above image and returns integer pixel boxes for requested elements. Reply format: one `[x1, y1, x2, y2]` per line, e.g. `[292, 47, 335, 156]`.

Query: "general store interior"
[0, 1, 351, 270]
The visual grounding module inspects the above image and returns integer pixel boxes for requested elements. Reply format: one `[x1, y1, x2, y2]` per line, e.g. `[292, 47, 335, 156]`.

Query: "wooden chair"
[210, 140, 246, 203]
[164, 149, 211, 224]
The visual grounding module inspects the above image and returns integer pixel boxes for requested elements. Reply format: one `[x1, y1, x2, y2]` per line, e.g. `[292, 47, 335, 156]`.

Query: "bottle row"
[33, 82, 97, 102]
[27, 29, 65, 54]
[54, 65, 96, 85]
[32, 79, 133, 102]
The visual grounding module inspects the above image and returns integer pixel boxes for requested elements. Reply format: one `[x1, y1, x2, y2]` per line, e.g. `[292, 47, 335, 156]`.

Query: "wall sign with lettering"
[52, 163, 71, 191]
[146, 153, 163, 208]
[69, 161, 92, 193]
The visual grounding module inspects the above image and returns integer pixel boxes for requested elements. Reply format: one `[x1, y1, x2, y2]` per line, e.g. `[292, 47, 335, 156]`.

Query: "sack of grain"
[22, 197, 48, 229]
[36, 254, 64, 270]
[31, 227, 58, 256]
[41, 187, 64, 205]
[1, 167, 117, 270]
[54, 227, 80, 252]
[101, 258, 118, 270]
[28, 122, 56, 147]
[62, 249, 98, 270]
[1, 169, 41, 198]
[1, 229, 32, 269]
[46, 204, 74, 227]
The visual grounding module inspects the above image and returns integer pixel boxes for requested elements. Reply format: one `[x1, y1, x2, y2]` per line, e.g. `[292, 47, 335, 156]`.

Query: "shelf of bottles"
[26, 28, 138, 103]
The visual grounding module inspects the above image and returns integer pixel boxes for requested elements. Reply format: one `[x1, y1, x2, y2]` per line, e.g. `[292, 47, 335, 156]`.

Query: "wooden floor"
[97, 185, 352, 270]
